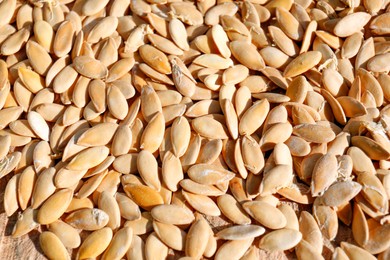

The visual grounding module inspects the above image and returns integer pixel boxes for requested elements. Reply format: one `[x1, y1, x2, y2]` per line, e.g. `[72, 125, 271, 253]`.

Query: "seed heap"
[0, 0, 390, 259]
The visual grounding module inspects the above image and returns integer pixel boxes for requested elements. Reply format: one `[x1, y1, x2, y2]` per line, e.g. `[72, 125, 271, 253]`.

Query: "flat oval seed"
[185, 213, 210, 259]
[259, 229, 302, 252]
[11, 208, 39, 238]
[98, 191, 121, 230]
[151, 204, 195, 225]
[48, 220, 81, 249]
[334, 12, 371, 37]
[192, 116, 229, 139]
[169, 18, 189, 51]
[67, 146, 110, 171]
[4, 173, 20, 217]
[145, 232, 169, 260]
[216, 225, 265, 240]
[102, 227, 133, 260]
[26, 40, 52, 75]
[37, 189, 73, 225]
[106, 58, 135, 82]
[153, 221, 186, 251]
[65, 208, 109, 230]
[27, 111, 50, 141]
[311, 154, 338, 197]
[140, 112, 165, 153]
[139, 44, 171, 74]
[187, 163, 235, 185]
[124, 183, 164, 210]
[230, 41, 265, 71]
[239, 99, 270, 136]
[171, 116, 191, 157]
[276, 7, 304, 41]
[243, 201, 287, 229]
[137, 150, 160, 191]
[293, 123, 336, 143]
[215, 238, 254, 260]
[40, 231, 70, 260]
[182, 190, 221, 216]
[340, 242, 376, 260]
[107, 85, 128, 120]
[320, 181, 362, 208]
[77, 123, 118, 147]
[73, 56, 108, 79]
[283, 51, 322, 78]
[217, 194, 251, 225]
[53, 21, 74, 58]
[78, 227, 113, 260]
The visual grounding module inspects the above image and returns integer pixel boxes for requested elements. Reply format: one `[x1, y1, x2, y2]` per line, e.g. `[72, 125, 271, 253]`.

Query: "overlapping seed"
[0, 0, 390, 259]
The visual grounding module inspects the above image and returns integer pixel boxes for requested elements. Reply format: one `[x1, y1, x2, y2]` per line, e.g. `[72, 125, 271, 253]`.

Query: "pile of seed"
[0, 0, 390, 259]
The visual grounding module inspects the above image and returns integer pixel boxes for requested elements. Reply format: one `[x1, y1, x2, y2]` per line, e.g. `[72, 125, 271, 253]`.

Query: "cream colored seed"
[78, 227, 113, 260]
[1, 0, 389, 259]
[39, 231, 70, 260]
